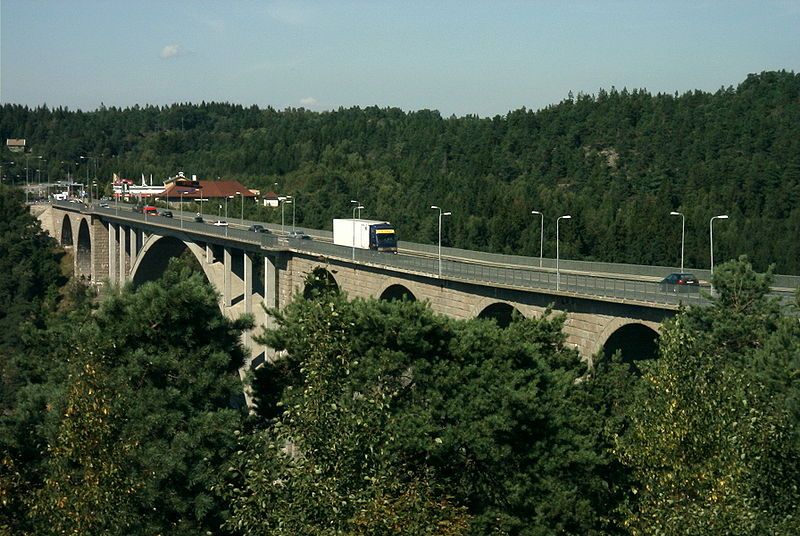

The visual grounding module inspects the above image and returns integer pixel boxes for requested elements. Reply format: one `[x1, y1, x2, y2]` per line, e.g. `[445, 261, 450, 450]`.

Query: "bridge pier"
[91, 218, 108, 283]
[223, 247, 232, 307]
[119, 225, 127, 286]
[108, 223, 117, 286]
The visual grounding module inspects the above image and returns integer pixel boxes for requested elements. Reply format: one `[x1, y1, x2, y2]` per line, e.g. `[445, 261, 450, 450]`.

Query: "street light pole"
[292, 194, 296, 232]
[351, 200, 364, 260]
[531, 210, 544, 268]
[80, 156, 89, 199]
[431, 205, 451, 279]
[710, 214, 729, 294]
[237, 191, 244, 223]
[282, 196, 292, 235]
[180, 190, 184, 229]
[225, 195, 233, 237]
[670, 211, 685, 273]
[556, 215, 572, 291]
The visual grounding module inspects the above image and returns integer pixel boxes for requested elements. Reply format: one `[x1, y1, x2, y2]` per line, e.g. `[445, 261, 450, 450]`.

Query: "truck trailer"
[333, 218, 398, 253]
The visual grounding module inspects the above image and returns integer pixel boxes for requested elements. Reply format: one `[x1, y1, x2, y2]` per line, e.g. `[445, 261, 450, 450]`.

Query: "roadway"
[60, 200, 798, 310]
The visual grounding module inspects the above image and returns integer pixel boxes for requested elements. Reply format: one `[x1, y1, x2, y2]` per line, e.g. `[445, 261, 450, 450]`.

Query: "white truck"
[333, 218, 398, 253]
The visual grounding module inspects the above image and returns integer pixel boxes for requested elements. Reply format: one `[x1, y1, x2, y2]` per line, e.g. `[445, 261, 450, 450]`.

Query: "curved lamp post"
[225, 195, 233, 236]
[531, 210, 544, 268]
[351, 200, 364, 260]
[710, 214, 729, 294]
[670, 211, 685, 273]
[292, 194, 297, 232]
[431, 205, 452, 279]
[556, 215, 572, 291]
[282, 195, 292, 235]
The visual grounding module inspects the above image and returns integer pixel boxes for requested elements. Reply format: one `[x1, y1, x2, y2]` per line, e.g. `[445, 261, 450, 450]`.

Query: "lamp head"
[443, 212, 452, 216]
[431, 205, 439, 210]
[670, 211, 681, 216]
[531, 210, 541, 215]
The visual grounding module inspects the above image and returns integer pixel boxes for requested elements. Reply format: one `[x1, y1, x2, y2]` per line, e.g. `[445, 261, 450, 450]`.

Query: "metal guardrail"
[57, 201, 798, 309]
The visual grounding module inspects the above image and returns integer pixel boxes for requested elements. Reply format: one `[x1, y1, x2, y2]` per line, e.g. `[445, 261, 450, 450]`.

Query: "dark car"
[287, 230, 310, 240]
[194, 213, 204, 223]
[248, 224, 270, 233]
[161, 210, 173, 218]
[659, 273, 700, 292]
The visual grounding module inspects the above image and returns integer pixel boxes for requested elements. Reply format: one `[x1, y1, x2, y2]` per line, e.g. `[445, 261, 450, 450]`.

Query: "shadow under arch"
[76, 218, 92, 279]
[60, 214, 74, 247]
[303, 267, 339, 299]
[477, 302, 522, 329]
[379, 284, 416, 302]
[602, 323, 660, 363]
[130, 235, 210, 289]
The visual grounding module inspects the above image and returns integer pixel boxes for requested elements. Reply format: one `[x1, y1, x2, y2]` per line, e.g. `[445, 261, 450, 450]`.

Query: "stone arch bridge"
[39, 203, 677, 369]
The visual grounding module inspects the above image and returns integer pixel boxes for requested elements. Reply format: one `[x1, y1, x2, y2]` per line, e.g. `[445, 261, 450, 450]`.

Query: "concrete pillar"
[130, 228, 139, 267]
[223, 247, 232, 307]
[264, 254, 277, 312]
[244, 252, 253, 314]
[92, 217, 109, 283]
[108, 223, 117, 286]
[119, 225, 127, 286]
[206, 243, 213, 264]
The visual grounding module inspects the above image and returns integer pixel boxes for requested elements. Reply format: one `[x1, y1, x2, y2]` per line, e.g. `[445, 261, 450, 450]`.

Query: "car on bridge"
[659, 273, 700, 293]
[160, 210, 173, 218]
[194, 213, 204, 223]
[212, 220, 228, 227]
[288, 230, 310, 240]
[143, 205, 158, 216]
[248, 224, 270, 233]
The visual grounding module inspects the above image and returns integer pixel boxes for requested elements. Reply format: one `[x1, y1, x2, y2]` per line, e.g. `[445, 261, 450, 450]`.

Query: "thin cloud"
[299, 97, 318, 107]
[267, 2, 309, 25]
[204, 18, 225, 33]
[160, 44, 182, 59]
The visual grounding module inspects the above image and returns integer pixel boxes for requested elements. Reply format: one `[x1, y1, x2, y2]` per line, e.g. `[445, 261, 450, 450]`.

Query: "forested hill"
[2, 70, 799, 273]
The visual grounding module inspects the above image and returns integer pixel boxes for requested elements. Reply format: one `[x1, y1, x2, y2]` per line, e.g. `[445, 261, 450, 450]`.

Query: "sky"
[1, 1, 799, 117]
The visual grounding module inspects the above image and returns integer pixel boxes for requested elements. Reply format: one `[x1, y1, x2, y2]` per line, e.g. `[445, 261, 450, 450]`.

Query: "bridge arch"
[76, 218, 92, 279]
[378, 282, 417, 302]
[60, 214, 74, 248]
[598, 318, 660, 363]
[130, 234, 216, 291]
[476, 301, 523, 329]
[303, 266, 340, 299]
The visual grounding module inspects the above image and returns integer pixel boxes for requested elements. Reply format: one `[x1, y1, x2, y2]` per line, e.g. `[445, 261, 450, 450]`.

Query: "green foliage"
[616, 257, 800, 535]
[26, 360, 139, 535]
[0, 186, 64, 410]
[2, 260, 250, 535]
[231, 289, 621, 535]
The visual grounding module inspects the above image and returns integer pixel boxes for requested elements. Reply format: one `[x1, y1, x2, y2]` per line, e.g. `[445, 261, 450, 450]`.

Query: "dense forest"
[1, 70, 799, 274]
[1, 183, 799, 535]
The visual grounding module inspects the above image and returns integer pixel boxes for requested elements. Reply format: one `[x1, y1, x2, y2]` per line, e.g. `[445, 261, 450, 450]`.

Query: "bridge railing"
[62, 202, 797, 308]
[296, 237, 708, 307]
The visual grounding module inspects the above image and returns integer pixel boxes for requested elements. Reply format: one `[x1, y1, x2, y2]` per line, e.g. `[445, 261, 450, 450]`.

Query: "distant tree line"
[1, 184, 799, 534]
[1, 70, 799, 274]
